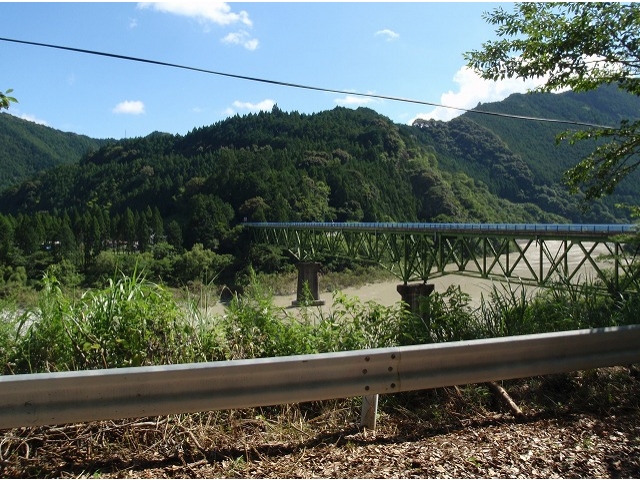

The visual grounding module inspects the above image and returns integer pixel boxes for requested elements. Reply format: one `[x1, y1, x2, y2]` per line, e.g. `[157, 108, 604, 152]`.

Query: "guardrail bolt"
[365, 356, 370, 362]
[391, 354, 396, 359]
[388, 366, 393, 372]
[365, 385, 370, 391]
[390, 383, 396, 389]
[362, 369, 368, 374]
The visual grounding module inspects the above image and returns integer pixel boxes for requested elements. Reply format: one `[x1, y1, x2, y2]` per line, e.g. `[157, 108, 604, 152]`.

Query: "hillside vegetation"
[0, 86, 638, 290]
[0, 113, 107, 191]
[462, 84, 640, 217]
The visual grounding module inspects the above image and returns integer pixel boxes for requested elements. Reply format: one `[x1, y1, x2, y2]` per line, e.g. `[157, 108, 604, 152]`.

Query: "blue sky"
[1, 2, 544, 140]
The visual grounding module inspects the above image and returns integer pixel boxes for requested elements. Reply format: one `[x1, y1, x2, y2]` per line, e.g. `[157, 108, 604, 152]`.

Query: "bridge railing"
[244, 222, 637, 236]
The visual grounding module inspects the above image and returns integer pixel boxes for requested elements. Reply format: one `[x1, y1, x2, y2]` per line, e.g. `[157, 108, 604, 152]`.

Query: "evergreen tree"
[56, 213, 77, 263]
[166, 220, 183, 252]
[122, 207, 136, 252]
[136, 211, 150, 252]
[151, 206, 164, 243]
[0, 214, 14, 263]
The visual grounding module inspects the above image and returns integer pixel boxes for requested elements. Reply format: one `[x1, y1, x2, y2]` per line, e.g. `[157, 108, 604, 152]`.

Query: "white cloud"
[222, 30, 259, 51]
[137, 2, 252, 27]
[20, 113, 48, 126]
[112, 100, 146, 115]
[129, 18, 138, 29]
[411, 66, 548, 124]
[138, 3, 258, 49]
[232, 99, 275, 112]
[375, 29, 399, 41]
[334, 94, 376, 107]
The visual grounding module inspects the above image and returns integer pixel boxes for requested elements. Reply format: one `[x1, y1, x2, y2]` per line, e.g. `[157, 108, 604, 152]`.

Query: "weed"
[478, 280, 532, 337]
[11, 267, 206, 373]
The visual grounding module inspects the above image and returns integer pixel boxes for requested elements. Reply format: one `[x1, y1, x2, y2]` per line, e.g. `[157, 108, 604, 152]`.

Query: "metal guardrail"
[2, 325, 639, 430]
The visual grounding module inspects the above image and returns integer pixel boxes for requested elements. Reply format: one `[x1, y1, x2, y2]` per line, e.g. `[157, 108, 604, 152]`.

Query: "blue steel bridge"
[245, 222, 639, 295]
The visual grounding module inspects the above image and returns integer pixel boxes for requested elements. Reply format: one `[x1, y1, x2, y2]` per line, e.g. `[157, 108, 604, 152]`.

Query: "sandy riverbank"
[209, 273, 540, 317]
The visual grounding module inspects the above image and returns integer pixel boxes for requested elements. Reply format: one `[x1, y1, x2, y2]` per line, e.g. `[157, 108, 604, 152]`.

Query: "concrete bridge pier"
[397, 282, 435, 315]
[292, 262, 326, 307]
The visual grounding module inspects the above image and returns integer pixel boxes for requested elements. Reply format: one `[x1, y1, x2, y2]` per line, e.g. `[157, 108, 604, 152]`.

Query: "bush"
[221, 273, 317, 359]
[173, 243, 233, 285]
[478, 281, 534, 337]
[12, 272, 75, 372]
[12, 268, 203, 373]
[315, 292, 409, 351]
[413, 285, 479, 343]
[0, 298, 29, 375]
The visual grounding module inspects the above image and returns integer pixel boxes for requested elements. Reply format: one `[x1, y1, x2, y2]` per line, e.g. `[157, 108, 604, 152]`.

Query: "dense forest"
[462, 84, 640, 215]
[0, 86, 638, 291]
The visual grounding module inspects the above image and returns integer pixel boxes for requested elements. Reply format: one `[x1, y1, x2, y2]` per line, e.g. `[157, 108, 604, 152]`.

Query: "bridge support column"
[292, 262, 325, 307]
[397, 283, 435, 315]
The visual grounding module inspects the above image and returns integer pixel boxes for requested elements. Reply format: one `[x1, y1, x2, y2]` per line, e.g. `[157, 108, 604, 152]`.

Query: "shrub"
[12, 268, 202, 373]
[13, 272, 75, 372]
[4, 268, 637, 376]
[316, 292, 409, 351]
[0, 298, 29, 375]
[413, 285, 479, 343]
[221, 273, 316, 359]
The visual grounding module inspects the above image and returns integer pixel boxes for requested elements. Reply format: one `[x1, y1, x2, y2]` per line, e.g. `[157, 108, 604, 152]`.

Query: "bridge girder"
[248, 223, 639, 292]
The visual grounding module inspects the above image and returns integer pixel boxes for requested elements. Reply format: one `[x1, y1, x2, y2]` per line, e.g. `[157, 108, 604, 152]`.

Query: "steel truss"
[248, 223, 640, 291]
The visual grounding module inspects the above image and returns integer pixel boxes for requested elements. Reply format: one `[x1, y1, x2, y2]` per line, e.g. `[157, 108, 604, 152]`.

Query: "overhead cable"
[0, 36, 615, 129]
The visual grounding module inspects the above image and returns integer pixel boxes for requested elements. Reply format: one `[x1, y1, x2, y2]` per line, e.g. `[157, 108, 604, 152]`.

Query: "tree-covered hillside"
[0, 105, 564, 225]
[0, 113, 108, 191]
[0, 105, 568, 290]
[0, 87, 638, 290]
[457, 85, 640, 218]
[4, 86, 637, 226]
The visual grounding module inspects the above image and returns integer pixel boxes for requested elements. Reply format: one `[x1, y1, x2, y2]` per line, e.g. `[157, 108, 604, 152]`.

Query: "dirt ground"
[303, 274, 534, 309]
[2, 370, 639, 478]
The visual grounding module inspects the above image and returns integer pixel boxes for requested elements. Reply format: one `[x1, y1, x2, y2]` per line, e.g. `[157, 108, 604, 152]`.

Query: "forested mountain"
[0, 113, 108, 191]
[0, 105, 570, 227]
[457, 84, 640, 219]
[0, 86, 638, 289]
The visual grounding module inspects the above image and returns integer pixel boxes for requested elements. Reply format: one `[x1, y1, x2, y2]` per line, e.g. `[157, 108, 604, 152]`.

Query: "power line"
[0, 36, 615, 129]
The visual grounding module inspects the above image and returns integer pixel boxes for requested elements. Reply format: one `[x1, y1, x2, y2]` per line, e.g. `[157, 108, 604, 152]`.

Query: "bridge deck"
[245, 222, 635, 238]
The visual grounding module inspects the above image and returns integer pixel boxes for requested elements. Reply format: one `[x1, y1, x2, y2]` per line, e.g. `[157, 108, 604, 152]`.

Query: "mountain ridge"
[1, 86, 638, 228]
[0, 112, 108, 191]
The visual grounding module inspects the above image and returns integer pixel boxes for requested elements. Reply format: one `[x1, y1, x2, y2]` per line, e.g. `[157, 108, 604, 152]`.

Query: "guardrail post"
[360, 394, 379, 430]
